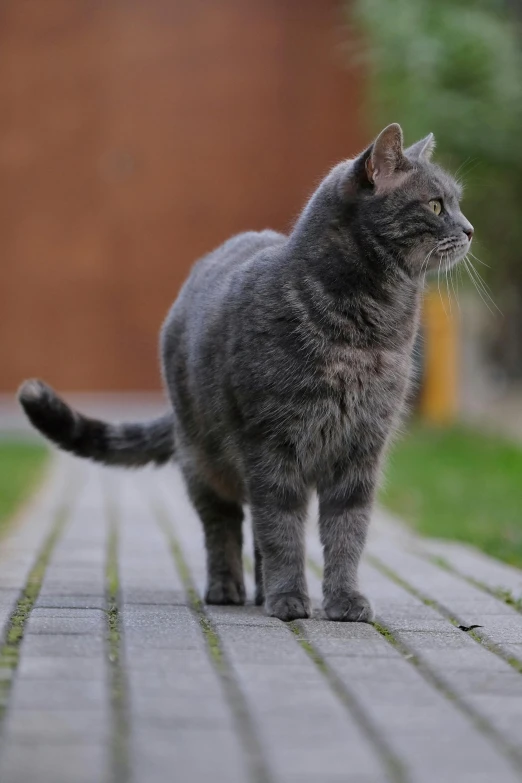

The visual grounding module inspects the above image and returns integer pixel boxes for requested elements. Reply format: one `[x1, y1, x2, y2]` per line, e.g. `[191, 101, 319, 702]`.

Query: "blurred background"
[0, 0, 365, 394]
[0, 0, 521, 565]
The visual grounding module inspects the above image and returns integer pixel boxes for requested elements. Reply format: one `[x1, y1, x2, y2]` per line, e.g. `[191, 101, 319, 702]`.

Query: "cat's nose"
[463, 225, 474, 242]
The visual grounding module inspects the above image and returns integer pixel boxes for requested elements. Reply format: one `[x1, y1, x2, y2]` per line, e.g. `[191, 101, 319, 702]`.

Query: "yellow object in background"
[420, 289, 458, 424]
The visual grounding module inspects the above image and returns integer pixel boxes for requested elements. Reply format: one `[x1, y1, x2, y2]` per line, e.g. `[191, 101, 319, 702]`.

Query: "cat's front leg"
[317, 472, 376, 623]
[250, 479, 310, 621]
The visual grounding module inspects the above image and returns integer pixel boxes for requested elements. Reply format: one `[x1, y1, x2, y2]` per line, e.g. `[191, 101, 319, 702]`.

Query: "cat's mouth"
[426, 238, 470, 273]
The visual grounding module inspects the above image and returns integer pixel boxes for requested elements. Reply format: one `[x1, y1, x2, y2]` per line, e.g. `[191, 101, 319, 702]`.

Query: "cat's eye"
[429, 199, 443, 216]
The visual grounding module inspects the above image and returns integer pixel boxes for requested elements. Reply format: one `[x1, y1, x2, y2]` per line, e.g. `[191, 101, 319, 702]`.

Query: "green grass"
[0, 441, 48, 535]
[381, 423, 522, 568]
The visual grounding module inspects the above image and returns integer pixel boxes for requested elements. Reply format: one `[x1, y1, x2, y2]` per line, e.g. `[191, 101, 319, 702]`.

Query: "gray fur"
[18, 379, 174, 467]
[19, 124, 473, 622]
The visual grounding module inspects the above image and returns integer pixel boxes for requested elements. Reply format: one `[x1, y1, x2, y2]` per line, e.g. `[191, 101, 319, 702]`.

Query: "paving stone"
[127, 687, 233, 725]
[419, 538, 522, 599]
[411, 645, 510, 671]
[153, 473, 390, 783]
[0, 589, 22, 604]
[3, 452, 522, 783]
[34, 594, 107, 610]
[10, 678, 107, 711]
[364, 559, 522, 763]
[114, 470, 253, 783]
[122, 646, 209, 672]
[130, 728, 249, 783]
[394, 628, 474, 650]
[122, 605, 203, 650]
[17, 655, 108, 681]
[0, 742, 109, 783]
[367, 542, 522, 663]
[473, 614, 522, 645]
[207, 604, 283, 627]
[218, 624, 312, 666]
[119, 587, 186, 606]
[0, 604, 16, 639]
[230, 661, 387, 782]
[4, 709, 110, 743]
[38, 581, 106, 597]
[30, 608, 106, 619]
[20, 630, 106, 659]
[25, 612, 106, 635]
[297, 618, 400, 659]
[41, 566, 104, 580]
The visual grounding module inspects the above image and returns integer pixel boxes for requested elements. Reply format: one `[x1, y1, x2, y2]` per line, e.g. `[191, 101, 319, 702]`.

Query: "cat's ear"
[365, 124, 408, 186]
[405, 133, 436, 162]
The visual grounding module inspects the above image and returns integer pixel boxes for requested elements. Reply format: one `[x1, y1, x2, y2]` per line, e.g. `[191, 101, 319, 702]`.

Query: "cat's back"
[182, 229, 285, 302]
[161, 229, 286, 359]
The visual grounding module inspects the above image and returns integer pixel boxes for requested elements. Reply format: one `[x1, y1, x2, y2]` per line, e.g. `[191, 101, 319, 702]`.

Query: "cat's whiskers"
[453, 157, 472, 180]
[420, 247, 436, 279]
[463, 256, 502, 316]
[443, 254, 453, 315]
[453, 158, 480, 192]
[437, 254, 449, 318]
[466, 256, 501, 314]
[464, 258, 494, 315]
[468, 250, 491, 269]
[458, 260, 465, 291]
[448, 259, 461, 312]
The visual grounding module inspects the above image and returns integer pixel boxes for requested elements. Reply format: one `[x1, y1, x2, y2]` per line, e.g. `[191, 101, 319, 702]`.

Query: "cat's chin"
[425, 245, 470, 275]
[443, 245, 470, 270]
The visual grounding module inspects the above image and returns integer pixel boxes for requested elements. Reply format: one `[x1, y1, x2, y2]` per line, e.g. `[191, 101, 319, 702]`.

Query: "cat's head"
[345, 123, 473, 275]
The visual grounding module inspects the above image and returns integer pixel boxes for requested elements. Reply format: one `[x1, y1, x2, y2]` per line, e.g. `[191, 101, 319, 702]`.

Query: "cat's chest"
[296, 347, 411, 456]
[321, 347, 410, 408]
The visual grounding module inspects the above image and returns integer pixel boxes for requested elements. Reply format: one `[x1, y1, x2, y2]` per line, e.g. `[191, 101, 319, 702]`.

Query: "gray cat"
[19, 124, 473, 622]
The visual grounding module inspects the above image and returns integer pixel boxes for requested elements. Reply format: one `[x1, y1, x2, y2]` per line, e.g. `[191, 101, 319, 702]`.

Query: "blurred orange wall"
[0, 0, 365, 391]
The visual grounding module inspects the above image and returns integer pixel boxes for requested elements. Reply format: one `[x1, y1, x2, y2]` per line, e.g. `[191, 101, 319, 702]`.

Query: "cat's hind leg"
[254, 537, 264, 606]
[184, 472, 245, 605]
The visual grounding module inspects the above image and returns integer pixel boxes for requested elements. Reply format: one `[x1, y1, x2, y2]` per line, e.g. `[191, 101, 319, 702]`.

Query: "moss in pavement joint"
[106, 522, 122, 665]
[372, 620, 399, 646]
[493, 588, 522, 613]
[369, 554, 522, 676]
[198, 613, 223, 668]
[429, 554, 452, 571]
[103, 500, 130, 783]
[289, 624, 329, 675]
[289, 620, 407, 783]
[312, 553, 522, 766]
[428, 554, 522, 615]
[0, 501, 69, 717]
[506, 656, 522, 674]
[157, 514, 225, 668]
[154, 502, 272, 783]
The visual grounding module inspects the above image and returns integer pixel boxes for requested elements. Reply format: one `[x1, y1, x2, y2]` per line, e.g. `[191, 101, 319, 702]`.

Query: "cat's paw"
[266, 591, 311, 621]
[205, 575, 246, 606]
[324, 591, 373, 623]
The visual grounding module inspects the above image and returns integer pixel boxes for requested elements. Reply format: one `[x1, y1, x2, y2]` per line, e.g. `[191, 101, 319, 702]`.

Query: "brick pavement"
[0, 454, 522, 782]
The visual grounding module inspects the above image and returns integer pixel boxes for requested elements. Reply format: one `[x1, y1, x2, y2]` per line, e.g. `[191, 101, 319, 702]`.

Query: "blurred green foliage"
[351, 0, 522, 291]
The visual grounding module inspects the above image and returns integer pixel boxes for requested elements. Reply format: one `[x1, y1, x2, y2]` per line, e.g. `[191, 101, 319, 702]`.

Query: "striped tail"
[18, 379, 175, 468]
